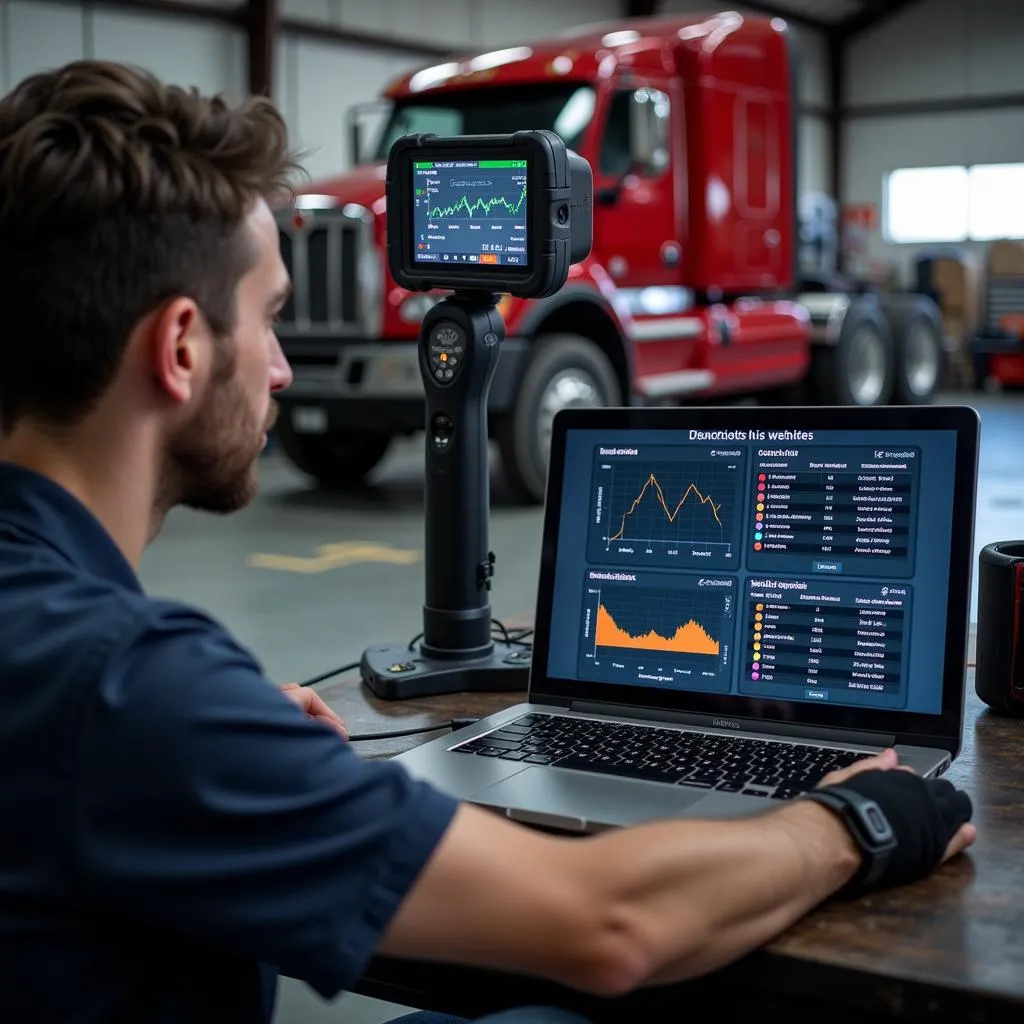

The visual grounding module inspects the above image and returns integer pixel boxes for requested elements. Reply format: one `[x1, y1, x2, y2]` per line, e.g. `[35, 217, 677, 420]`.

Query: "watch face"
[863, 801, 894, 842]
[807, 788, 896, 850]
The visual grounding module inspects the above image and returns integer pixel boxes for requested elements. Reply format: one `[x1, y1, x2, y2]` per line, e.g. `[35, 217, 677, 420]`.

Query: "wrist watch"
[802, 785, 898, 893]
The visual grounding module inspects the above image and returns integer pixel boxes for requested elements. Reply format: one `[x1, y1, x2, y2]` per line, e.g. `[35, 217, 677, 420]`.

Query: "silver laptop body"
[396, 405, 979, 833]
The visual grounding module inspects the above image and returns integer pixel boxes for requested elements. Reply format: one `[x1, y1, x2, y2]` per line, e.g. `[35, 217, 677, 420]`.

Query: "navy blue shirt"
[0, 462, 459, 1023]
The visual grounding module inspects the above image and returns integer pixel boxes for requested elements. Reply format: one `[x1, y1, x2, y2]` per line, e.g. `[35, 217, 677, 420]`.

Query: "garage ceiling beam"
[51, 0, 246, 26]
[846, 91, 1024, 118]
[827, 31, 846, 270]
[838, 0, 927, 40]
[247, 0, 276, 96]
[57, 0, 455, 60]
[279, 18, 452, 58]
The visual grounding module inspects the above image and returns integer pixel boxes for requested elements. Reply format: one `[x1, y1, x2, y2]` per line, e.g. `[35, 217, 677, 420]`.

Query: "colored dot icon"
[754, 474, 766, 550]
[752, 603, 765, 679]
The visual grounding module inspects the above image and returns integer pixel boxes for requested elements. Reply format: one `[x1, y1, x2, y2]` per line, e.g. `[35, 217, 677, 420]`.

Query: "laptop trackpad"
[470, 766, 708, 832]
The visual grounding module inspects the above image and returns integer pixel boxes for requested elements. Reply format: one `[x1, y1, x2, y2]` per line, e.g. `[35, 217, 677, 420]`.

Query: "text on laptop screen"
[545, 427, 959, 716]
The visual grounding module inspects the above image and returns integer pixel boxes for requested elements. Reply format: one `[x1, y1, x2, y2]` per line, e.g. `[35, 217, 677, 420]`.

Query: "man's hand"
[816, 747, 976, 872]
[279, 683, 348, 739]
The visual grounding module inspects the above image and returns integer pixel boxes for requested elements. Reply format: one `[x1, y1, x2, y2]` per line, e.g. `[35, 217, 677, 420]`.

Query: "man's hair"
[0, 60, 302, 432]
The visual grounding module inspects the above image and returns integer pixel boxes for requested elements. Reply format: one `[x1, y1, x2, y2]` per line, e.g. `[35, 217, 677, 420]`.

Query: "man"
[0, 61, 974, 1024]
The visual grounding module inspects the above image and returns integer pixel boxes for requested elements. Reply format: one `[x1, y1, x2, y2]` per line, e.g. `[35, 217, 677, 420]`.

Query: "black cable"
[297, 661, 361, 687]
[299, 618, 533, 688]
[347, 717, 479, 742]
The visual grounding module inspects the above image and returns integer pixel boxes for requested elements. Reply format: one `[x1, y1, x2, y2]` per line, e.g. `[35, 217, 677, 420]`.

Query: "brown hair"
[0, 60, 303, 432]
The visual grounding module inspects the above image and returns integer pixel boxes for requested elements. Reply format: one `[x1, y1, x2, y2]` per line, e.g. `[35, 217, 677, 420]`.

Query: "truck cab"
[273, 13, 942, 502]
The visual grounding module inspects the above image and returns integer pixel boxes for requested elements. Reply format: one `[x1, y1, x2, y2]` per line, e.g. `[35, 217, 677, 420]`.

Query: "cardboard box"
[925, 253, 984, 332]
[943, 314, 967, 345]
[987, 240, 1024, 277]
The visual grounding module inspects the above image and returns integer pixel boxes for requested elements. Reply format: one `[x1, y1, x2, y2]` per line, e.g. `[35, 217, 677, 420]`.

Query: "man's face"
[165, 198, 293, 513]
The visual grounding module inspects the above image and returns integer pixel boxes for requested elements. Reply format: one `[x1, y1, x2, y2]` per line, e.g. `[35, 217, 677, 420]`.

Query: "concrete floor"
[135, 389, 1024, 1023]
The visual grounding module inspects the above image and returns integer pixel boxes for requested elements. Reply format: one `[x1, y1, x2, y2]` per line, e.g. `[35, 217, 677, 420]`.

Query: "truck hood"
[295, 162, 388, 213]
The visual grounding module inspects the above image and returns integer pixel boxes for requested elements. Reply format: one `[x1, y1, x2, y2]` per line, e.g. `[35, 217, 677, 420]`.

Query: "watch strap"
[802, 785, 897, 894]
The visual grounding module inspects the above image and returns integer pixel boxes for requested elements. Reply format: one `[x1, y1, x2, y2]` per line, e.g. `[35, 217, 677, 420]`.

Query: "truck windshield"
[371, 84, 596, 162]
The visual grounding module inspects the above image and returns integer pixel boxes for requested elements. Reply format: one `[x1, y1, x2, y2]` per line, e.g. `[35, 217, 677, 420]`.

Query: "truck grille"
[275, 203, 379, 338]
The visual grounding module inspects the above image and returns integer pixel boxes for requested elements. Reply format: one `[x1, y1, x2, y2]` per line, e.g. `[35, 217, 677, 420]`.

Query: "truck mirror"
[351, 122, 363, 167]
[629, 88, 669, 177]
[345, 100, 391, 166]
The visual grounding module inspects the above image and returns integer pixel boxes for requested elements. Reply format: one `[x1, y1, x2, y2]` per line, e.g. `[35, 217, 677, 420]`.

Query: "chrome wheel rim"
[536, 369, 605, 460]
[848, 325, 888, 405]
[903, 322, 940, 396]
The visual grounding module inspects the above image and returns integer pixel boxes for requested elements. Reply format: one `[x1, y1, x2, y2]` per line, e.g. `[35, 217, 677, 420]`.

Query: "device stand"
[361, 290, 531, 700]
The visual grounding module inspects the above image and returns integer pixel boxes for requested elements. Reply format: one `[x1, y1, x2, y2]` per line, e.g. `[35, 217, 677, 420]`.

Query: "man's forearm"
[574, 798, 861, 987]
[380, 799, 861, 996]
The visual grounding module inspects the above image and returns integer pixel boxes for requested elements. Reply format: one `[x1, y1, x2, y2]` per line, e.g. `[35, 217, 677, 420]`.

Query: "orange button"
[480, 253, 498, 264]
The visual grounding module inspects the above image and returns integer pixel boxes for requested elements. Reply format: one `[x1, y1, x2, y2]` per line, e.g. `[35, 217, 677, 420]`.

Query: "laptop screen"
[539, 411, 976, 729]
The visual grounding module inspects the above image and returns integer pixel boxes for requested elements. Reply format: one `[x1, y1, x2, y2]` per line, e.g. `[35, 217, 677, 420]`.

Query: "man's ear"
[148, 297, 206, 406]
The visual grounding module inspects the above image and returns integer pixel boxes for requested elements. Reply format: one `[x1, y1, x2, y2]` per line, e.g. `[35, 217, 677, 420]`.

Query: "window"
[599, 87, 670, 177]
[372, 85, 596, 162]
[600, 91, 635, 176]
[968, 163, 1024, 240]
[885, 166, 969, 243]
[884, 163, 1024, 243]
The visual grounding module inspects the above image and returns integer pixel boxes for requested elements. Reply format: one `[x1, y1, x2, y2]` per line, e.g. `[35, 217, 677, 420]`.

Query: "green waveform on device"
[428, 185, 527, 219]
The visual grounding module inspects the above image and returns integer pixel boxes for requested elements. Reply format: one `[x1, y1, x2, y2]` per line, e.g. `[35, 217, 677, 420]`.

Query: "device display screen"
[545, 427, 961, 717]
[411, 158, 529, 269]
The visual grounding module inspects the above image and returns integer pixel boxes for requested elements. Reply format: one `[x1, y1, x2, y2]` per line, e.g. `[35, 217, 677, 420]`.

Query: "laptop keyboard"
[450, 713, 865, 800]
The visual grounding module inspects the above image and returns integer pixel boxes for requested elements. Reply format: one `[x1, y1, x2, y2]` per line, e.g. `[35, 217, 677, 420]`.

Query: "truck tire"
[886, 297, 944, 404]
[810, 301, 895, 406]
[497, 334, 621, 503]
[275, 418, 391, 488]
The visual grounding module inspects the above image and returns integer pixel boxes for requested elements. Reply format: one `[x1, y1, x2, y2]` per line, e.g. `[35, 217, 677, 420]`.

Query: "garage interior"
[2, 0, 1023, 1021]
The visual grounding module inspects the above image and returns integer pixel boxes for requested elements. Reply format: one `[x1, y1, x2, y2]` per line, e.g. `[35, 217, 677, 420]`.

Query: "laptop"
[395, 404, 980, 833]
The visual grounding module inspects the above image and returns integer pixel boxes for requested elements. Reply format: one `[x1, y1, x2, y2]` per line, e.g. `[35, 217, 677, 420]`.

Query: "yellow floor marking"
[246, 541, 421, 574]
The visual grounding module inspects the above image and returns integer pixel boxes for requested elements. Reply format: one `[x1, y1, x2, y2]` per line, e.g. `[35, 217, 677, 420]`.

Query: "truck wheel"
[275, 418, 391, 488]
[497, 334, 621, 503]
[890, 300, 944, 404]
[810, 302, 894, 406]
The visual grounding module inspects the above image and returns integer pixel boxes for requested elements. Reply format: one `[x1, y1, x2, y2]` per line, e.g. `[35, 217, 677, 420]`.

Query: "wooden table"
[317, 641, 1024, 1023]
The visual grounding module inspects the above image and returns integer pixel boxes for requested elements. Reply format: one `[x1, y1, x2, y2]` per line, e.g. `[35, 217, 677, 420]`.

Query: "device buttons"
[428, 322, 466, 383]
[431, 413, 454, 451]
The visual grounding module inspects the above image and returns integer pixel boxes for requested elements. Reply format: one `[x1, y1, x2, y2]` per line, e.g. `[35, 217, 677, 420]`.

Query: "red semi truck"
[273, 12, 944, 503]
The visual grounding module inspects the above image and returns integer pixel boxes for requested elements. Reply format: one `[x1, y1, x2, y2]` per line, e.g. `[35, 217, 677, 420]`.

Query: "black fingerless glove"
[804, 770, 973, 898]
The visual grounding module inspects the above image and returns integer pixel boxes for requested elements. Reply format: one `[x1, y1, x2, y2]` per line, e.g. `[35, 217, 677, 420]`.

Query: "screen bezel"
[529, 405, 979, 753]
[404, 144, 536, 282]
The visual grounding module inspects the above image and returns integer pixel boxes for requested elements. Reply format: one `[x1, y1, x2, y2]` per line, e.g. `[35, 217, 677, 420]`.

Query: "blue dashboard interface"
[412, 158, 528, 268]
[545, 426, 960, 716]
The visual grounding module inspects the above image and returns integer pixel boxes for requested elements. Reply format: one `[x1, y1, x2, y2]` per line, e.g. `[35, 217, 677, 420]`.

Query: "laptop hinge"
[569, 700, 897, 748]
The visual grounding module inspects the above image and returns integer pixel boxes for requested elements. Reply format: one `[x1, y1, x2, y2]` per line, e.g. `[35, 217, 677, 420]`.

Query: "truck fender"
[512, 285, 633, 403]
[797, 291, 854, 347]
